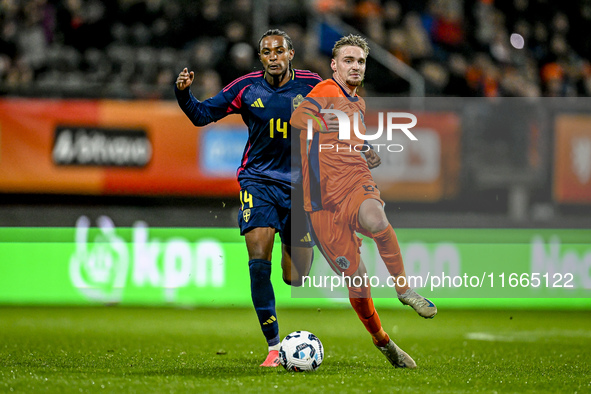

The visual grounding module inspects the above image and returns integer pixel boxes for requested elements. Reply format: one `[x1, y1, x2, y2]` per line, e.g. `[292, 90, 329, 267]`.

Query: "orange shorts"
[309, 181, 383, 277]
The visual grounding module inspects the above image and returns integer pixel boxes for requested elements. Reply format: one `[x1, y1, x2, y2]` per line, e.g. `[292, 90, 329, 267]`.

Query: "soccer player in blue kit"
[175, 29, 322, 367]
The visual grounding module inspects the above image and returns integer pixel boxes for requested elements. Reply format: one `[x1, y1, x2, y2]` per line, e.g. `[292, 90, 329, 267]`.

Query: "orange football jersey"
[291, 79, 372, 212]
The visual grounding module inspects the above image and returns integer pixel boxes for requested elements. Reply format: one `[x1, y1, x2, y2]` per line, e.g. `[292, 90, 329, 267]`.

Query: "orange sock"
[349, 287, 389, 347]
[372, 328, 390, 347]
[372, 225, 409, 295]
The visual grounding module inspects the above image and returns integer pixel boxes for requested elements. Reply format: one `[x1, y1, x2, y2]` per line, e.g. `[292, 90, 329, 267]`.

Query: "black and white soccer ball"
[279, 330, 324, 372]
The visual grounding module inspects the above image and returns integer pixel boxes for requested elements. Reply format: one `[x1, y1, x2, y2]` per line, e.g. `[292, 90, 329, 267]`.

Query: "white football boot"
[398, 288, 437, 319]
[376, 339, 417, 369]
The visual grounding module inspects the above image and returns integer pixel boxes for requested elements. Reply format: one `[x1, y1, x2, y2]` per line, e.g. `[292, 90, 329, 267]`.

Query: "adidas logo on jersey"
[262, 315, 276, 325]
[300, 233, 311, 243]
[251, 98, 264, 108]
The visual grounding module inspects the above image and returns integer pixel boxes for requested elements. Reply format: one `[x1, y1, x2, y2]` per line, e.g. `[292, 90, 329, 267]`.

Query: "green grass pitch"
[1, 306, 590, 393]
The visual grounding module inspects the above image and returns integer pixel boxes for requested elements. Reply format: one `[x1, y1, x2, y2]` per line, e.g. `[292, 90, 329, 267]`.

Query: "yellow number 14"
[269, 118, 287, 138]
[240, 190, 253, 209]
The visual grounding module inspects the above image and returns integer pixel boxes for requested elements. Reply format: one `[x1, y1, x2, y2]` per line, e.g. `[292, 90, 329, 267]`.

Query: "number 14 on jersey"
[269, 118, 287, 138]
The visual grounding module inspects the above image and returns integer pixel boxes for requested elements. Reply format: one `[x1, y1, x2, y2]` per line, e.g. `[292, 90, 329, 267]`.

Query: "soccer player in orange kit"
[290, 34, 437, 368]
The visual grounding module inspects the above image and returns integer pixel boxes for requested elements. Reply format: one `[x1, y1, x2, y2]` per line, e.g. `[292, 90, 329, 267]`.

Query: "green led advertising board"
[0, 218, 589, 308]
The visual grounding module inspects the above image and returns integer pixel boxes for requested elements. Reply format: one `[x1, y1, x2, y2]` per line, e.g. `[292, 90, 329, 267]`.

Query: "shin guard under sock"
[372, 225, 409, 295]
[349, 286, 388, 346]
[249, 259, 280, 346]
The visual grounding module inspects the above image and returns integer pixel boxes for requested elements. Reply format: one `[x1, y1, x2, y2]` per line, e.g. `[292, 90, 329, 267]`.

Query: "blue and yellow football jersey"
[175, 69, 322, 189]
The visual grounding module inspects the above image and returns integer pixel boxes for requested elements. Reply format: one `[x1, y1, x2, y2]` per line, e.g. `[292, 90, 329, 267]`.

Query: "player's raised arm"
[174, 68, 246, 127]
[176, 68, 194, 91]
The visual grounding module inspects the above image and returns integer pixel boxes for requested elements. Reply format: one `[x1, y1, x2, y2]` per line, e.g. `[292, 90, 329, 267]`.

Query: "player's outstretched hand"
[176, 68, 194, 90]
[364, 149, 381, 169]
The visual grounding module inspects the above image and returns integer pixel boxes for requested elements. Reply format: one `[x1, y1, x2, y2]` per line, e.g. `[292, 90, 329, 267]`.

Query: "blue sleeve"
[363, 108, 372, 149]
[175, 84, 243, 127]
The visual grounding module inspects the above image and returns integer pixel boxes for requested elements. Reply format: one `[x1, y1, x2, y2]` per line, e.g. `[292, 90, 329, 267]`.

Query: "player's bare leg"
[281, 244, 313, 287]
[245, 227, 281, 367]
[359, 199, 437, 319]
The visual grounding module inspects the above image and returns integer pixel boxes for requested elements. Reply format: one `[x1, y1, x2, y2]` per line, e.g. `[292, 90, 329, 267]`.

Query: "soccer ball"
[279, 330, 324, 372]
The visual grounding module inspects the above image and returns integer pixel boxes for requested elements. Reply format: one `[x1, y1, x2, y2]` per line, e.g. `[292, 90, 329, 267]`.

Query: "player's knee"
[282, 249, 313, 287]
[283, 275, 295, 286]
[360, 201, 389, 234]
[282, 268, 303, 286]
[284, 274, 306, 287]
[249, 247, 270, 261]
[365, 216, 389, 234]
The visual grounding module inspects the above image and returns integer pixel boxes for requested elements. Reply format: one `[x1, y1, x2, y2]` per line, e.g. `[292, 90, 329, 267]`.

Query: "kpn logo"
[69, 216, 225, 304]
[305, 107, 418, 152]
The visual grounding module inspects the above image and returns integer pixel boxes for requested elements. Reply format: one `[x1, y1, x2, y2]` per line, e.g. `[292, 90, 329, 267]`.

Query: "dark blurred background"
[1, 0, 590, 229]
[2, 0, 591, 98]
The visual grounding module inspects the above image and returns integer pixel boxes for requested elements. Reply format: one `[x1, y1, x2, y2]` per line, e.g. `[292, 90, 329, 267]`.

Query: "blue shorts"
[237, 181, 314, 247]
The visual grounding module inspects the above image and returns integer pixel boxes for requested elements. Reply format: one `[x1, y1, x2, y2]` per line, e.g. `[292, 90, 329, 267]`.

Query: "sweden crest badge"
[292, 94, 304, 111]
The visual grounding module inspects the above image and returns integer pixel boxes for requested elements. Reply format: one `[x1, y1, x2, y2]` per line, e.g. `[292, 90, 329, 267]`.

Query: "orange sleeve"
[290, 80, 341, 132]
[290, 100, 325, 133]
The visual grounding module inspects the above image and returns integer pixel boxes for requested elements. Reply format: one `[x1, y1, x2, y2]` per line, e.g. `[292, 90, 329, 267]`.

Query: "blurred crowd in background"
[1, 0, 591, 99]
